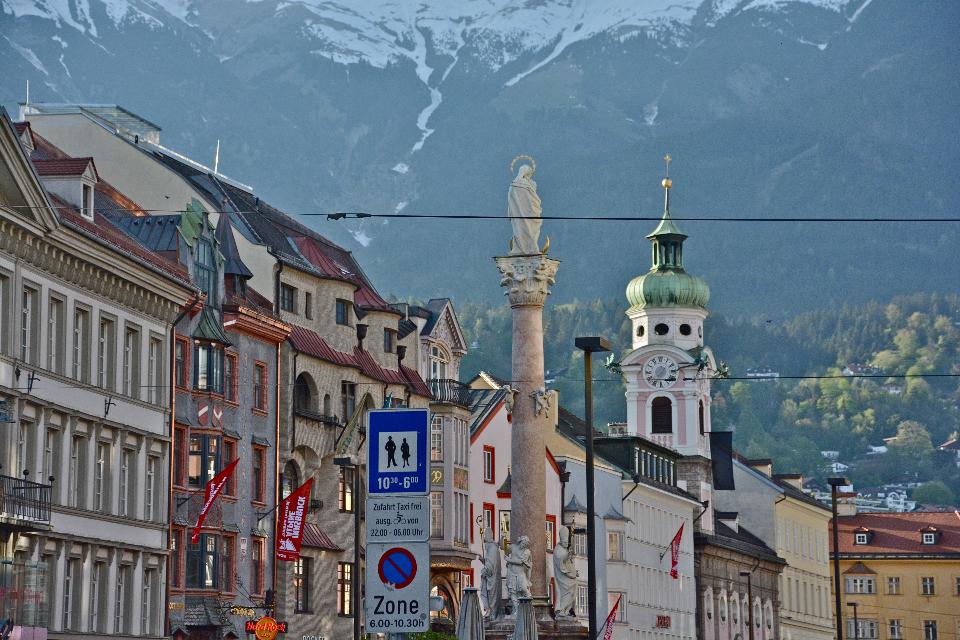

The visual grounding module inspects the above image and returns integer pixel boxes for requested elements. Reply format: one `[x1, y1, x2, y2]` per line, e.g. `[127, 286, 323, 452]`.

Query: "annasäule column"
[495, 252, 559, 604]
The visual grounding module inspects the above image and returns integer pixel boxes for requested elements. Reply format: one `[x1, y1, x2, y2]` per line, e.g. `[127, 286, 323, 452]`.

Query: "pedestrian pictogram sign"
[367, 409, 429, 496]
[378, 547, 417, 589]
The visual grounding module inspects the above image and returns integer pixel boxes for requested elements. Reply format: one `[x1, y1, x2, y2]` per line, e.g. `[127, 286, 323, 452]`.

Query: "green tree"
[912, 481, 956, 506]
[889, 420, 933, 454]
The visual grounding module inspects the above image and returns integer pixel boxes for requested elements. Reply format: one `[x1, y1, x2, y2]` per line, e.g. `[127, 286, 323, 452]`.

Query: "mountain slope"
[2, 0, 957, 313]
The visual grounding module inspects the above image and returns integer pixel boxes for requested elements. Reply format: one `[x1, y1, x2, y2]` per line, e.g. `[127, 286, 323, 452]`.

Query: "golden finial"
[662, 153, 673, 189]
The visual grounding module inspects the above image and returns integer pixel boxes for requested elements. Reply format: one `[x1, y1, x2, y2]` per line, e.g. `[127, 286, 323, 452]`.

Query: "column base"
[483, 616, 589, 639]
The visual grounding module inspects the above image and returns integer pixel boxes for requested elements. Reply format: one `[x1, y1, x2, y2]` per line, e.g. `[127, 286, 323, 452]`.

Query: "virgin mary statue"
[507, 163, 543, 255]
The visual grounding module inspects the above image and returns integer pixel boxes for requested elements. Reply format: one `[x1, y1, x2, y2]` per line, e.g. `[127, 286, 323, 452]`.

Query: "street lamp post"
[575, 336, 611, 640]
[739, 571, 755, 640]
[334, 455, 362, 640]
[847, 602, 859, 640]
[828, 476, 849, 640]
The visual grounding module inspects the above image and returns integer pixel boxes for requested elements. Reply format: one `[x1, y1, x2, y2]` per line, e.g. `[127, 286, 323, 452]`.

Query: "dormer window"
[195, 240, 216, 306]
[920, 528, 939, 545]
[855, 533, 869, 545]
[82, 183, 94, 220]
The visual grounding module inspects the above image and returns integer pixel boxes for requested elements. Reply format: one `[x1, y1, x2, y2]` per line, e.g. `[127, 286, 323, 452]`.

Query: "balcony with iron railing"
[0, 474, 52, 530]
[428, 379, 472, 407]
[293, 405, 342, 428]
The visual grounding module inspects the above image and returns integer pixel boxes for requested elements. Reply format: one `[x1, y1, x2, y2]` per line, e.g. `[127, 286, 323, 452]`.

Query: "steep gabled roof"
[32, 157, 98, 178]
[215, 211, 253, 279]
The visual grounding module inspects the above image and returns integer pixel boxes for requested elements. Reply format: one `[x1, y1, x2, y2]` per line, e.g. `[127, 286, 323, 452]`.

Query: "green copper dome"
[626, 269, 710, 310]
[626, 175, 710, 310]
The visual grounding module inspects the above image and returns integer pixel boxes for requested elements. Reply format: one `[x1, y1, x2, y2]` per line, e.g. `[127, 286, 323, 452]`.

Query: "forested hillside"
[455, 292, 960, 498]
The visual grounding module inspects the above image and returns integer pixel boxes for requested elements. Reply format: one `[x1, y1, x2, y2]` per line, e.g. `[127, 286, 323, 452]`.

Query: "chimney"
[746, 458, 773, 477]
[837, 491, 858, 516]
[716, 511, 740, 533]
[775, 473, 804, 490]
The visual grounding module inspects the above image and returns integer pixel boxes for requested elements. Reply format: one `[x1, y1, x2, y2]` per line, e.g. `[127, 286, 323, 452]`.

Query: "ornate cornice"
[494, 254, 560, 308]
[0, 218, 183, 322]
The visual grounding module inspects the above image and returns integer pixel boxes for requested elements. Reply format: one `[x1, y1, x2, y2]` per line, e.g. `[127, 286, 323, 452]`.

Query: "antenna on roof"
[24, 80, 29, 108]
[213, 139, 221, 174]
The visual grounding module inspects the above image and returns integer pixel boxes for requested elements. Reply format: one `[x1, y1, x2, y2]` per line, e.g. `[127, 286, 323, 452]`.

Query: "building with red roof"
[830, 509, 960, 640]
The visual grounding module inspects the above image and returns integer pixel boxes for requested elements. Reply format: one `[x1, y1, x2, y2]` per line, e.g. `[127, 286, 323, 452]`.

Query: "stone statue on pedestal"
[505, 535, 532, 615]
[507, 160, 546, 255]
[502, 385, 518, 416]
[553, 527, 578, 617]
[530, 387, 553, 417]
[480, 528, 503, 620]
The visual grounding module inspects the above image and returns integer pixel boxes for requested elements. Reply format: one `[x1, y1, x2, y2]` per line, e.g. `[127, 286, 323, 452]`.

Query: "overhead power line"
[2, 202, 958, 224]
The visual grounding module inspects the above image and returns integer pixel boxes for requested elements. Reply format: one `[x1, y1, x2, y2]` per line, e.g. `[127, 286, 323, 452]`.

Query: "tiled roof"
[293, 235, 394, 313]
[107, 213, 183, 253]
[831, 511, 960, 556]
[32, 157, 96, 177]
[288, 324, 431, 397]
[843, 561, 876, 574]
[699, 518, 784, 564]
[468, 387, 506, 435]
[302, 523, 343, 552]
[50, 195, 192, 286]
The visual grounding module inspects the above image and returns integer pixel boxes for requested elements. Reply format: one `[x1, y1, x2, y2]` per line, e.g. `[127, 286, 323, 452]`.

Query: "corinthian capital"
[495, 254, 560, 307]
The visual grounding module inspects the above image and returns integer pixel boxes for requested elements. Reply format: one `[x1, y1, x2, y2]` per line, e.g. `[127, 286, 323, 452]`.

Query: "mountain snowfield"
[1, 0, 957, 313]
[4, 0, 867, 153]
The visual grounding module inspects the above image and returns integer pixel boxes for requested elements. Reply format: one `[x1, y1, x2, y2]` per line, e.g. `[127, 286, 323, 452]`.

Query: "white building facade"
[0, 112, 194, 639]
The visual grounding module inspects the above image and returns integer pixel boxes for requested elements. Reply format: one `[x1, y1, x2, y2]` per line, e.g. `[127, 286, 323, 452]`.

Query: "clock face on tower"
[644, 355, 679, 389]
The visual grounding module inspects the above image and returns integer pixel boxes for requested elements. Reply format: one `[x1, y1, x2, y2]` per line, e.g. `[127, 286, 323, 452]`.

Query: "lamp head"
[827, 476, 850, 488]
[575, 336, 612, 353]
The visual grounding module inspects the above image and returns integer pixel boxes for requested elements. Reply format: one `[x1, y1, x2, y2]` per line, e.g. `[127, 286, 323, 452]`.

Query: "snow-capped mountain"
[1, 0, 957, 312]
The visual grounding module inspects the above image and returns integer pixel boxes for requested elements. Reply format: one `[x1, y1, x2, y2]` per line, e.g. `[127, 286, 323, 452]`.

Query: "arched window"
[430, 345, 448, 380]
[282, 461, 300, 499]
[699, 400, 705, 435]
[651, 397, 673, 434]
[294, 372, 315, 412]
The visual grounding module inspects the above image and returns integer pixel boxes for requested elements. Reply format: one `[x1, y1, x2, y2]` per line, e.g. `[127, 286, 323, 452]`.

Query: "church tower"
[620, 159, 716, 480]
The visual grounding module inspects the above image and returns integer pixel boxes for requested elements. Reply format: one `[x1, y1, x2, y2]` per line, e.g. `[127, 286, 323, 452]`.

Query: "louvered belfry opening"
[651, 397, 673, 434]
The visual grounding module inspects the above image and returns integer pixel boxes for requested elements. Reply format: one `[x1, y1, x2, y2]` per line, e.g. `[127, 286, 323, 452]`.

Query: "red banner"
[276, 478, 313, 561]
[602, 593, 622, 640]
[669, 522, 684, 579]
[192, 458, 239, 543]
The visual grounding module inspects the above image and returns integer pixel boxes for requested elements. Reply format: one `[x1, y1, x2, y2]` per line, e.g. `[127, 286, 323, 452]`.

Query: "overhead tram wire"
[1, 202, 959, 224]
[7, 371, 960, 392]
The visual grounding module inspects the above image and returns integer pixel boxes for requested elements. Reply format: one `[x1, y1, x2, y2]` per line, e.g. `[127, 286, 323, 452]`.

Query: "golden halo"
[510, 154, 537, 175]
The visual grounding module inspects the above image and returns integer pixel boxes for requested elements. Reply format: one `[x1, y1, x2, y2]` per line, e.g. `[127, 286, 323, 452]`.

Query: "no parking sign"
[365, 542, 430, 633]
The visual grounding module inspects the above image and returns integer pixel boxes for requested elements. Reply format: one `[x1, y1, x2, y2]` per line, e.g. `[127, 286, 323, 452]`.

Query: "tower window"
[651, 397, 673, 434]
[680, 324, 691, 336]
[637, 325, 645, 337]
[654, 323, 669, 336]
[699, 401, 705, 435]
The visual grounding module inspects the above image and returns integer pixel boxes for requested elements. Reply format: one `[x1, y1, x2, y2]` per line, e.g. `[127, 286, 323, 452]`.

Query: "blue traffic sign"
[367, 409, 429, 495]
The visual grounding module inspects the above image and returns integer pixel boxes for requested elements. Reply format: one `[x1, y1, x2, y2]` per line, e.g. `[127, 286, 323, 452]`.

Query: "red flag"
[191, 458, 239, 543]
[602, 593, 623, 640]
[669, 523, 684, 579]
[276, 478, 314, 561]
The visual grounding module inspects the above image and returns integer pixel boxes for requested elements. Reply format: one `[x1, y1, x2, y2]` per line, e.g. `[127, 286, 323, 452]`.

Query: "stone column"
[495, 254, 559, 605]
